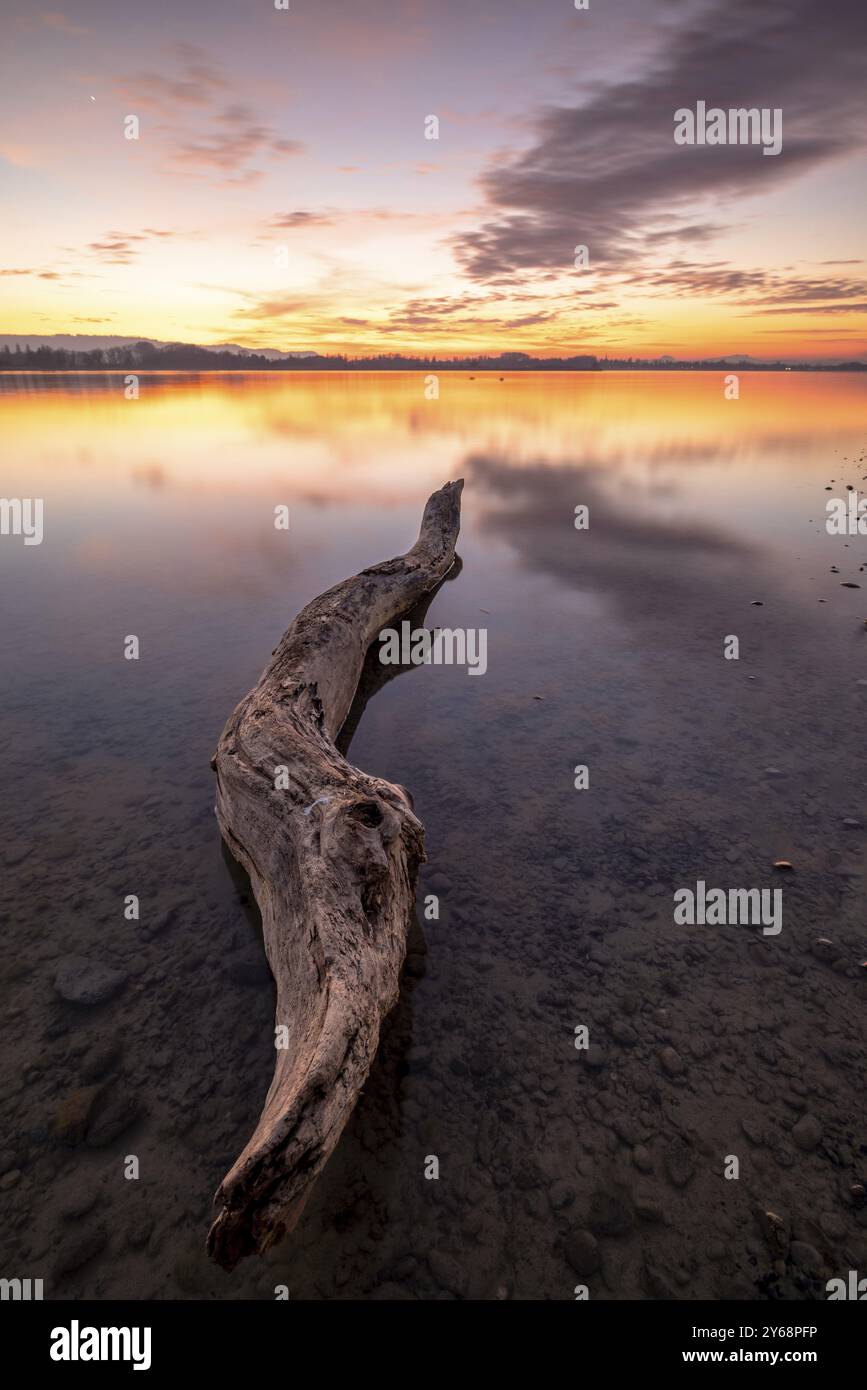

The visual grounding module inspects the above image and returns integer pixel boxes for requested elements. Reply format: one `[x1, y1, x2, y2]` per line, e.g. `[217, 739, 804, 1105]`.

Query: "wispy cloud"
[631, 261, 867, 314]
[85, 228, 178, 265]
[115, 45, 303, 184]
[170, 105, 302, 181]
[267, 211, 334, 230]
[117, 42, 228, 111]
[14, 9, 89, 37]
[757, 301, 867, 316]
[1, 229, 182, 286]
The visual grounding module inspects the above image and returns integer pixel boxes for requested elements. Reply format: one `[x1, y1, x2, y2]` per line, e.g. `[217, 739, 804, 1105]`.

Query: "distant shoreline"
[1, 341, 864, 374]
[2, 364, 865, 375]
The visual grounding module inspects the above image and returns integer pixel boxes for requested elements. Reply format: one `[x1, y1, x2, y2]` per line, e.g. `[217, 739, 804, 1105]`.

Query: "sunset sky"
[2, 0, 865, 360]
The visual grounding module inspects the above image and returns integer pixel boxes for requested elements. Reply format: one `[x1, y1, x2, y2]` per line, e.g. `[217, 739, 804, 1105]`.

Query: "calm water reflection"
[2, 372, 866, 1300]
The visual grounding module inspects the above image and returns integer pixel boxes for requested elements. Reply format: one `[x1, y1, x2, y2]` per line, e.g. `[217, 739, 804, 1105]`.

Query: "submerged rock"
[54, 1086, 102, 1146]
[791, 1113, 823, 1152]
[658, 1046, 685, 1077]
[586, 1188, 634, 1237]
[427, 1250, 466, 1297]
[811, 938, 836, 962]
[54, 957, 127, 1006]
[563, 1228, 600, 1276]
[664, 1138, 695, 1188]
[86, 1092, 143, 1147]
[53, 1225, 107, 1279]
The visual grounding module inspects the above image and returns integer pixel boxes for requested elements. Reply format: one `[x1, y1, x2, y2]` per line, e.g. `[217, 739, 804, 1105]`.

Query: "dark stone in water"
[54, 957, 127, 1006]
[587, 1188, 634, 1237]
[427, 1249, 466, 1297]
[86, 1093, 143, 1148]
[54, 1087, 102, 1146]
[563, 1228, 600, 1276]
[60, 1187, 100, 1220]
[664, 1138, 695, 1188]
[80, 1041, 123, 1084]
[53, 1225, 107, 1279]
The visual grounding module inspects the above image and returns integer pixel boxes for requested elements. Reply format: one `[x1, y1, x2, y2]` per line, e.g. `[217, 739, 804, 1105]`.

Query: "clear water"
[2, 371, 866, 1299]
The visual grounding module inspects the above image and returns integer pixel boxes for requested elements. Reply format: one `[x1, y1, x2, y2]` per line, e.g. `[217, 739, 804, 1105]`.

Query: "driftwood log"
[207, 480, 464, 1269]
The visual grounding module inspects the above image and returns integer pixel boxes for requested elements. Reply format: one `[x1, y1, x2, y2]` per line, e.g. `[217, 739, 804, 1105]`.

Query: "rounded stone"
[563, 1228, 600, 1277]
[54, 957, 127, 1006]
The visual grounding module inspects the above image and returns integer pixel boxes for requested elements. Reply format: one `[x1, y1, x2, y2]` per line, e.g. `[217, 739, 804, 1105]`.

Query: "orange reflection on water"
[3, 371, 865, 507]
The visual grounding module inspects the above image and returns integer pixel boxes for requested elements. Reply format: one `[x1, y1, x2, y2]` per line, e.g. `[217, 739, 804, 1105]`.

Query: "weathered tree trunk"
[206, 480, 463, 1270]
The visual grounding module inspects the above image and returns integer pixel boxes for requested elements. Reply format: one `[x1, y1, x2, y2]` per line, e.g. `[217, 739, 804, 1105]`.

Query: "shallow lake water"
[1, 370, 866, 1299]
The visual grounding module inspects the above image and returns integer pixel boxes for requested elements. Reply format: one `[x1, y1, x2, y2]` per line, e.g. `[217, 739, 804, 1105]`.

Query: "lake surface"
[2, 371, 866, 1300]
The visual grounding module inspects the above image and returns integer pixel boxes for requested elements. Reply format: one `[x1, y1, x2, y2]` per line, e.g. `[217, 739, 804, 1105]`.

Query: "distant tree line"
[0, 343, 862, 372]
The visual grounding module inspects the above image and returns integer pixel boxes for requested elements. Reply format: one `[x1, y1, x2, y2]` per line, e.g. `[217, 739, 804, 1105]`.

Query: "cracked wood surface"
[206, 480, 463, 1269]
